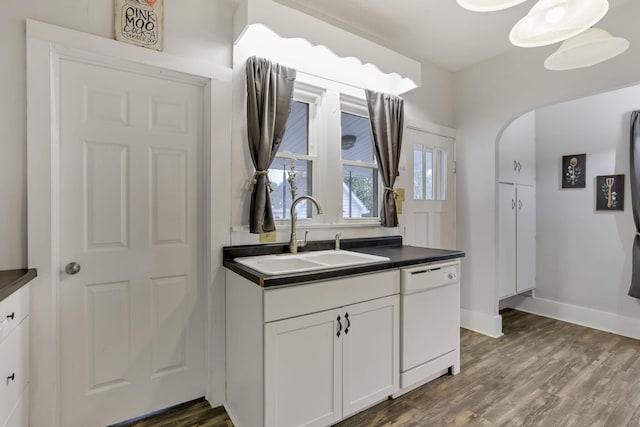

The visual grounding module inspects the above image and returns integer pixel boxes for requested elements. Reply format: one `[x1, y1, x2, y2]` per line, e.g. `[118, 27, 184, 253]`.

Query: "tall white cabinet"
[498, 111, 536, 300]
[498, 184, 536, 298]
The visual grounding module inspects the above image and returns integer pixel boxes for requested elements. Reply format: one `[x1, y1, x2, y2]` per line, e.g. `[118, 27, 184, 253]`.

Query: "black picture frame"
[596, 174, 625, 211]
[562, 153, 586, 188]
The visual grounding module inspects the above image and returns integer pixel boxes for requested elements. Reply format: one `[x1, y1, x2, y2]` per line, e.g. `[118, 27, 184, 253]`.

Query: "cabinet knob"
[65, 262, 81, 275]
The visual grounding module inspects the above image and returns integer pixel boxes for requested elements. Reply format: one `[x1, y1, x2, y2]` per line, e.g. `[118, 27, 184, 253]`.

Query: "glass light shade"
[456, 0, 528, 12]
[544, 28, 629, 70]
[510, 0, 609, 47]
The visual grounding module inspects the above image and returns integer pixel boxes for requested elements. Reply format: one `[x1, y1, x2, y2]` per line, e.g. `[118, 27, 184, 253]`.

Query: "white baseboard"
[460, 309, 503, 338]
[505, 295, 640, 341]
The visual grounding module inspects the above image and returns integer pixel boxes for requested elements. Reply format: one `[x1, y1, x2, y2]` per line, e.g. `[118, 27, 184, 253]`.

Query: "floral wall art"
[596, 174, 625, 211]
[562, 153, 586, 188]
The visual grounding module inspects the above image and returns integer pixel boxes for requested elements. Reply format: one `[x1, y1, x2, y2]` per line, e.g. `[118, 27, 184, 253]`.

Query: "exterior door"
[399, 127, 456, 249]
[58, 59, 205, 427]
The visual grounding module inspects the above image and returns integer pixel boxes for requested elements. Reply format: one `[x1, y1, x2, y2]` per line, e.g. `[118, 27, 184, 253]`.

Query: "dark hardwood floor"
[118, 309, 640, 426]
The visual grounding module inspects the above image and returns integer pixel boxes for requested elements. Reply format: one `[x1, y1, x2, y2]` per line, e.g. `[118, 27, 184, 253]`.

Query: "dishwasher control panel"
[400, 261, 460, 294]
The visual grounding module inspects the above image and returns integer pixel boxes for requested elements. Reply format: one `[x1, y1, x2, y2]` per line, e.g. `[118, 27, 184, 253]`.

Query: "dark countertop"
[0, 269, 37, 303]
[223, 236, 464, 287]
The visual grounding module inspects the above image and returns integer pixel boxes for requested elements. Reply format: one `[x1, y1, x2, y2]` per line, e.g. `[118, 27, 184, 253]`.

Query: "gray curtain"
[629, 111, 640, 298]
[365, 89, 404, 227]
[246, 57, 296, 233]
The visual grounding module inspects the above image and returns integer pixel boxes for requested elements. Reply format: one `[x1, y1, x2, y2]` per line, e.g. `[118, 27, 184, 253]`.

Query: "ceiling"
[272, 0, 632, 72]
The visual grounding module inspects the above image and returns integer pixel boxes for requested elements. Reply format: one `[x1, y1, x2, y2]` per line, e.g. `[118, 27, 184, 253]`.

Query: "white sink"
[234, 250, 390, 275]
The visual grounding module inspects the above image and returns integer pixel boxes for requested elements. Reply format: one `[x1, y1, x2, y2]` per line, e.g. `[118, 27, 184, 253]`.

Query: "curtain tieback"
[251, 170, 273, 192]
[384, 186, 398, 199]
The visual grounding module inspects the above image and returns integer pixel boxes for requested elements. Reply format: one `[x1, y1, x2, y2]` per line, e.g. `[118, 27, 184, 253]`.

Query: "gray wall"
[536, 85, 640, 320]
[454, 1, 640, 327]
[0, 0, 235, 269]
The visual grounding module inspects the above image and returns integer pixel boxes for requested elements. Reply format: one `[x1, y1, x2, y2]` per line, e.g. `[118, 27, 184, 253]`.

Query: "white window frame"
[273, 81, 324, 224]
[339, 94, 380, 222]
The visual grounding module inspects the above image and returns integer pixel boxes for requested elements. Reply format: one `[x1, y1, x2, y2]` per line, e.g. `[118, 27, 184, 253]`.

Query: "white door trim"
[26, 20, 231, 427]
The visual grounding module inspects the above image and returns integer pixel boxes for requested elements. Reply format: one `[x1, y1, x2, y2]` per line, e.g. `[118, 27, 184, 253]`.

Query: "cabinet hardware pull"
[513, 160, 518, 171]
[6, 312, 15, 320]
[7, 373, 15, 383]
[410, 270, 428, 275]
[512, 199, 516, 210]
[345, 313, 350, 335]
[517, 162, 522, 172]
[518, 200, 523, 210]
[336, 315, 342, 338]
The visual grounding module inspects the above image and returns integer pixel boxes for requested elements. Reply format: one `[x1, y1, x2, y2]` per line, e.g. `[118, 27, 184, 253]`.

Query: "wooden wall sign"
[115, 0, 163, 51]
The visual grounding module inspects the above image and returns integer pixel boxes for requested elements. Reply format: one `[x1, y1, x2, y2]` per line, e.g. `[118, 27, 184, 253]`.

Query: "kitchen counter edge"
[0, 269, 37, 302]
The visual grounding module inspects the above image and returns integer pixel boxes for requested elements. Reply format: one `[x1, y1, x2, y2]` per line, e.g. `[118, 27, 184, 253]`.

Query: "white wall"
[404, 60, 455, 129]
[534, 86, 640, 320]
[454, 1, 640, 335]
[0, 0, 235, 269]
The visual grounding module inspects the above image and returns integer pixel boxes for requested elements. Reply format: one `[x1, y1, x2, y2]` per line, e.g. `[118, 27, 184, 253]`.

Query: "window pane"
[425, 149, 434, 200]
[413, 145, 423, 200]
[437, 148, 447, 201]
[341, 112, 374, 163]
[268, 158, 312, 219]
[342, 165, 378, 219]
[279, 101, 309, 155]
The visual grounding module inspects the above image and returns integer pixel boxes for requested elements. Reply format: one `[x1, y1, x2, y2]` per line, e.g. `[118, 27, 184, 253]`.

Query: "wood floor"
[118, 309, 640, 426]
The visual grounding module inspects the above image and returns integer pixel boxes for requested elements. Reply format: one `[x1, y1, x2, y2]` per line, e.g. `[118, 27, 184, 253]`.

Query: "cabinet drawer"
[0, 317, 29, 423]
[264, 270, 399, 323]
[0, 284, 30, 345]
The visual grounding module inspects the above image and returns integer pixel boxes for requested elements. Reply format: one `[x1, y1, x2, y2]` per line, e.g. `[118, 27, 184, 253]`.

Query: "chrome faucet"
[289, 195, 323, 254]
[335, 232, 341, 250]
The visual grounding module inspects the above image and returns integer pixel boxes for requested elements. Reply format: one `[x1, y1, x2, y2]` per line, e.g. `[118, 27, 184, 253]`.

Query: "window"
[414, 143, 447, 201]
[341, 107, 379, 220]
[269, 101, 313, 219]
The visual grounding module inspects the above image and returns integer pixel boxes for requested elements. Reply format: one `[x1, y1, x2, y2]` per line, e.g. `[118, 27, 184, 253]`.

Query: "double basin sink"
[235, 249, 390, 275]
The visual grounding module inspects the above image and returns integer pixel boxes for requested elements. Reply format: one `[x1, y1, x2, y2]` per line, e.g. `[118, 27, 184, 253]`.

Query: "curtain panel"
[629, 111, 640, 298]
[245, 56, 296, 234]
[365, 89, 405, 227]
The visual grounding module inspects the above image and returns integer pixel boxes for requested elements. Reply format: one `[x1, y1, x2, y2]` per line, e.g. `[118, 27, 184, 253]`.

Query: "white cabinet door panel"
[516, 186, 536, 293]
[342, 296, 399, 417]
[498, 184, 517, 299]
[265, 309, 342, 427]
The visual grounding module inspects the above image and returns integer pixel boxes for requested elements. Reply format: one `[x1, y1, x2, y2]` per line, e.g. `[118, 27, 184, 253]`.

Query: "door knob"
[65, 262, 81, 275]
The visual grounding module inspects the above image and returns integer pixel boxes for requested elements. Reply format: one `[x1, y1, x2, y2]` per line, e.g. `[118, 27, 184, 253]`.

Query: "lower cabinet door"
[264, 308, 343, 427]
[342, 295, 399, 418]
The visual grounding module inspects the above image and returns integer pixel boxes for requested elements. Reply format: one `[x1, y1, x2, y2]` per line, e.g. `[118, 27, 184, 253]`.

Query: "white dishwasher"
[397, 260, 460, 396]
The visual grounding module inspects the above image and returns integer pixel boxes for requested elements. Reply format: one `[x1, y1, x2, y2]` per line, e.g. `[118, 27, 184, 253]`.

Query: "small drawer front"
[264, 270, 400, 323]
[0, 317, 29, 423]
[401, 262, 459, 294]
[0, 284, 30, 345]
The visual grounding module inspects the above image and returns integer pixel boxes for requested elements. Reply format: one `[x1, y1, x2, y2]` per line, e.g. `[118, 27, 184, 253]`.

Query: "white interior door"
[58, 59, 205, 427]
[399, 127, 456, 249]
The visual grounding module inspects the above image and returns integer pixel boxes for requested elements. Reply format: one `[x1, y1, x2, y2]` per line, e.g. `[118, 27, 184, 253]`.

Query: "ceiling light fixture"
[456, 0, 528, 12]
[544, 27, 629, 70]
[510, 0, 609, 47]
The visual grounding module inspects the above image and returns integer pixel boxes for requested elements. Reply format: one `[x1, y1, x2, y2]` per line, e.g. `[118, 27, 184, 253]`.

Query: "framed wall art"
[562, 153, 586, 188]
[115, 0, 164, 51]
[596, 174, 624, 211]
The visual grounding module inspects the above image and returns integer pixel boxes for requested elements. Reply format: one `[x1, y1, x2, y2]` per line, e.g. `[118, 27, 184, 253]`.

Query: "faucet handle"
[297, 230, 309, 248]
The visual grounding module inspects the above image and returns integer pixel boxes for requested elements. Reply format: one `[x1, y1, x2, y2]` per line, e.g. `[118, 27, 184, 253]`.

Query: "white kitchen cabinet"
[226, 270, 400, 427]
[0, 284, 30, 427]
[498, 111, 536, 186]
[498, 184, 536, 299]
[265, 296, 398, 427]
